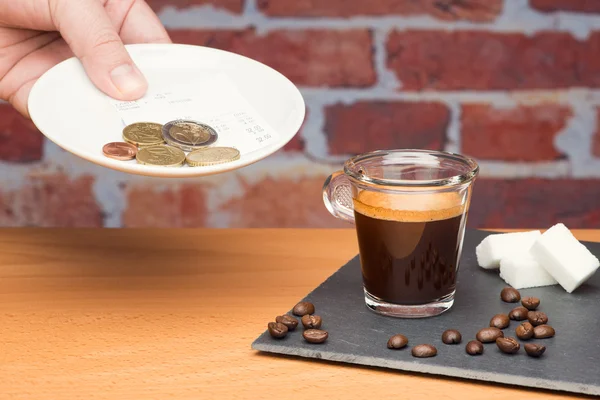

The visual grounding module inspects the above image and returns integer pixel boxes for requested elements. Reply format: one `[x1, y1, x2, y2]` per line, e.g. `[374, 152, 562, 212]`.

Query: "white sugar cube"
[530, 223, 599, 293]
[499, 252, 558, 289]
[476, 231, 542, 269]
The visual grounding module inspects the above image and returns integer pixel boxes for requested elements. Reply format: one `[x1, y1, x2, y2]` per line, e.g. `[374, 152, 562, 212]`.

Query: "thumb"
[51, 0, 147, 100]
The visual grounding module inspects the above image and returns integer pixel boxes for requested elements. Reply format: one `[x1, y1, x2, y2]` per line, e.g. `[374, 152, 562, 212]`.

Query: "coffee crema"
[354, 191, 468, 305]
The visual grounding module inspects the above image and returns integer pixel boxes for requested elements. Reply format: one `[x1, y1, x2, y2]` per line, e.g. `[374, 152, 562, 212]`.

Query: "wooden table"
[1, 229, 596, 399]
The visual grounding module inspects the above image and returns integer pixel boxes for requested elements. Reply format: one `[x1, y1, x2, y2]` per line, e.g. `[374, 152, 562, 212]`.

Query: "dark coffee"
[354, 199, 466, 305]
[528, 311, 548, 326]
[509, 306, 529, 321]
[521, 297, 540, 310]
[411, 344, 437, 358]
[496, 337, 520, 354]
[387, 334, 408, 349]
[516, 321, 534, 340]
[303, 329, 328, 343]
[441, 329, 462, 344]
[524, 343, 546, 357]
[476, 327, 504, 343]
[465, 340, 484, 355]
[489, 314, 510, 329]
[533, 325, 555, 339]
[500, 287, 521, 303]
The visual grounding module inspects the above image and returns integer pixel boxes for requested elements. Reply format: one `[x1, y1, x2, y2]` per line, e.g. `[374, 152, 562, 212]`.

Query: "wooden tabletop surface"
[0, 228, 597, 399]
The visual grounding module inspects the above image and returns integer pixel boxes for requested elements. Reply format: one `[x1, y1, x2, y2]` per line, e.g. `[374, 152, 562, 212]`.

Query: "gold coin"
[123, 122, 165, 147]
[169, 122, 212, 146]
[136, 145, 186, 167]
[186, 147, 241, 167]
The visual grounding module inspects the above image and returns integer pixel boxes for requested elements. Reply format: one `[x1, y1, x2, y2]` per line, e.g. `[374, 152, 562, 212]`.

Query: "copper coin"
[102, 142, 138, 161]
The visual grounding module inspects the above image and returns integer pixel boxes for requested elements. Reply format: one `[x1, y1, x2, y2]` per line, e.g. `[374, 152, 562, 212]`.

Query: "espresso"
[354, 198, 466, 305]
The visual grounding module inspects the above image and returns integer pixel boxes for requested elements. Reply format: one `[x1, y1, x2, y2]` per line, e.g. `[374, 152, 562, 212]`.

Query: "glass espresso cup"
[323, 150, 479, 318]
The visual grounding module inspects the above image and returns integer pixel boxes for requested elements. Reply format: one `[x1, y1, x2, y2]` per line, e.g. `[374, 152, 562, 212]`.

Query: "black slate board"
[252, 229, 600, 396]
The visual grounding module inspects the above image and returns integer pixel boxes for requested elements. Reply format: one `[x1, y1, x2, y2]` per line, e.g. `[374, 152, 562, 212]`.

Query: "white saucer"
[28, 44, 305, 178]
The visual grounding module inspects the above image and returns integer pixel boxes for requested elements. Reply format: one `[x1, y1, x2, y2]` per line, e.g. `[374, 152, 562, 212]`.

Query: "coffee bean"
[496, 337, 520, 354]
[441, 329, 462, 344]
[489, 314, 510, 329]
[500, 287, 521, 303]
[521, 297, 540, 310]
[476, 327, 504, 343]
[268, 322, 288, 339]
[528, 311, 548, 326]
[292, 302, 315, 316]
[508, 306, 529, 321]
[275, 315, 298, 331]
[466, 340, 484, 356]
[524, 343, 546, 357]
[303, 329, 328, 343]
[516, 321, 534, 340]
[411, 344, 437, 358]
[533, 324, 555, 339]
[301, 314, 322, 329]
[387, 334, 408, 349]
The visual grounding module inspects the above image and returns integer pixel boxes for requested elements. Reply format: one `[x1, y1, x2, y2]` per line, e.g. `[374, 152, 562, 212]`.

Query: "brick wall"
[2, 0, 600, 228]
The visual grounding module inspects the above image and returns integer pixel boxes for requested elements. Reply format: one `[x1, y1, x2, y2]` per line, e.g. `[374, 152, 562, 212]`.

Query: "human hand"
[0, 0, 171, 117]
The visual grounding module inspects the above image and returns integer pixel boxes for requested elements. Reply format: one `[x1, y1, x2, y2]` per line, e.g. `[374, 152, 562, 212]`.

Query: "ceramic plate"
[28, 44, 305, 178]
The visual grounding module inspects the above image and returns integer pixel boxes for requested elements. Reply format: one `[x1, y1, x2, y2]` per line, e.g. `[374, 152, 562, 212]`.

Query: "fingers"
[106, 0, 171, 44]
[2, 38, 72, 118]
[49, 0, 147, 101]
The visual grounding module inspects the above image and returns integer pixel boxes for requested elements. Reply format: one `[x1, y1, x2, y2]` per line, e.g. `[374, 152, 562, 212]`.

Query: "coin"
[162, 119, 218, 152]
[123, 122, 165, 147]
[186, 147, 241, 167]
[102, 142, 138, 161]
[136, 145, 186, 167]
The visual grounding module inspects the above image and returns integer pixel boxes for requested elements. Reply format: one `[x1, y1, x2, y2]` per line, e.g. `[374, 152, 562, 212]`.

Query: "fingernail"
[110, 64, 147, 97]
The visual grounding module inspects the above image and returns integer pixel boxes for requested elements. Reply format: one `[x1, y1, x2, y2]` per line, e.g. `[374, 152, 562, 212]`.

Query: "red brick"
[468, 179, 600, 229]
[169, 28, 375, 87]
[386, 30, 600, 91]
[282, 109, 308, 152]
[122, 185, 207, 227]
[258, 0, 502, 22]
[594, 108, 600, 158]
[220, 176, 348, 228]
[0, 104, 43, 162]
[530, 0, 600, 13]
[0, 173, 102, 227]
[324, 101, 449, 154]
[461, 104, 571, 161]
[282, 135, 305, 152]
[146, 0, 244, 13]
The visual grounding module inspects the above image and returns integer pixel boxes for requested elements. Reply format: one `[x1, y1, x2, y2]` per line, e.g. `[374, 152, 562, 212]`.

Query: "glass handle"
[322, 171, 355, 223]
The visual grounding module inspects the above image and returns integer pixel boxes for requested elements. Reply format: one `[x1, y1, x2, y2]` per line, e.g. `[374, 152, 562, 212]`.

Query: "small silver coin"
[162, 119, 218, 152]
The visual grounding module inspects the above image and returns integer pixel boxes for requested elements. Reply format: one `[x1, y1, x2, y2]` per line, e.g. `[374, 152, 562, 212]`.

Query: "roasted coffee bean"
[528, 311, 548, 326]
[303, 329, 328, 343]
[292, 302, 315, 316]
[496, 337, 520, 354]
[500, 287, 521, 303]
[465, 340, 484, 356]
[387, 334, 409, 349]
[301, 314, 322, 329]
[268, 322, 288, 339]
[441, 329, 462, 344]
[275, 315, 298, 331]
[524, 343, 546, 357]
[516, 321, 534, 340]
[521, 297, 540, 310]
[490, 314, 510, 329]
[476, 327, 504, 343]
[508, 306, 529, 321]
[533, 324, 555, 339]
[411, 344, 437, 358]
